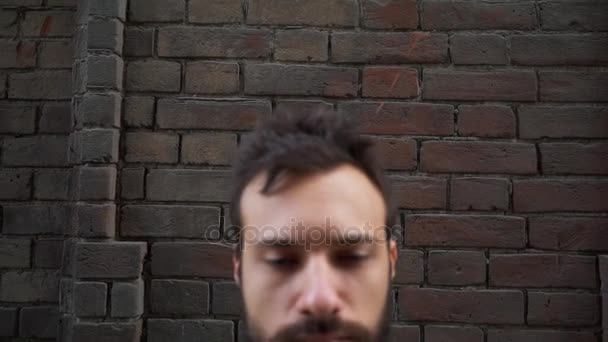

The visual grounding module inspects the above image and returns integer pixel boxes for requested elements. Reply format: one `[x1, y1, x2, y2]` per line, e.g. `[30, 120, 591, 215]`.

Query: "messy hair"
[229, 111, 395, 252]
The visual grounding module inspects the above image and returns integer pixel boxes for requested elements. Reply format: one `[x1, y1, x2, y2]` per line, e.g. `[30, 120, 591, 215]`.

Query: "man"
[229, 111, 399, 342]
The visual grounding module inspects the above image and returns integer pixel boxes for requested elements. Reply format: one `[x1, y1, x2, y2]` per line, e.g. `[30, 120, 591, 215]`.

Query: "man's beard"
[240, 284, 393, 342]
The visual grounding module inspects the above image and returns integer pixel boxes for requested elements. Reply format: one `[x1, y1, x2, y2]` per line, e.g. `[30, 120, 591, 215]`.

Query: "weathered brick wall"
[1, 0, 607, 341]
[0, 0, 75, 340]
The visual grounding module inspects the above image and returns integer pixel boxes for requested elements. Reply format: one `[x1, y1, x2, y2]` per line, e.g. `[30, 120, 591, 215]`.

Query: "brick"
[512, 34, 608, 66]
[458, 105, 515, 138]
[9, 70, 72, 99]
[22, 11, 74, 37]
[488, 329, 596, 342]
[111, 279, 144, 318]
[541, 143, 608, 175]
[148, 319, 233, 342]
[212, 282, 242, 315]
[519, 106, 608, 139]
[275, 29, 328, 62]
[74, 282, 107, 317]
[529, 217, 608, 252]
[34, 239, 63, 269]
[78, 167, 117, 200]
[34, 169, 71, 200]
[0, 308, 17, 337]
[77, 204, 116, 238]
[150, 280, 209, 315]
[428, 251, 486, 286]
[79, 128, 120, 163]
[189, 0, 242, 23]
[405, 215, 526, 248]
[424, 70, 537, 101]
[540, 71, 608, 102]
[78, 93, 121, 128]
[332, 32, 448, 64]
[245, 64, 357, 97]
[399, 288, 524, 324]
[121, 205, 220, 238]
[39, 41, 72, 68]
[3, 204, 71, 235]
[151, 242, 232, 278]
[371, 137, 417, 171]
[87, 55, 124, 90]
[0, 238, 31, 268]
[391, 177, 447, 210]
[124, 27, 154, 56]
[40, 102, 72, 133]
[421, 141, 536, 174]
[600, 256, 608, 291]
[158, 26, 272, 58]
[450, 178, 509, 211]
[124, 96, 154, 128]
[425, 326, 484, 342]
[528, 292, 599, 326]
[421, 1, 536, 30]
[0, 169, 32, 200]
[71, 322, 142, 342]
[451, 34, 507, 65]
[124, 132, 179, 163]
[541, 3, 608, 31]
[362, 67, 418, 98]
[90, 0, 127, 20]
[0, 10, 17, 37]
[513, 179, 608, 212]
[394, 249, 424, 285]
[48, 0, 76, 6]
[185, 61, 239, 95]
[126, 60, 181, 92]
[121, 168, 145, 200]
[74, 242, 146, 279]
[248, 0, 357, 26]
[0, 270, 59, 302]
[0, 0, 41, 6]
[337, 101, 454, 135]
[181, 133, 238, 165]
[387, 325, 419, 342]
[274, 100, 333, 117]
[362, 0, 417, 29]
[0, 103, 36, 134]
[129, 0, 184, 22]
[147, 169, 231, 202]
[157, 99, 270, 130]
[489, 254, 597, 289]
[0, 40, 36, 68]
[19, 306, 58, 338]
[88, 19, 123, 54]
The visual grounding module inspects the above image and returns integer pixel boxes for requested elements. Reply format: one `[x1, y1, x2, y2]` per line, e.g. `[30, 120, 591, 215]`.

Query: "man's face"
[234, 164, 398, 342]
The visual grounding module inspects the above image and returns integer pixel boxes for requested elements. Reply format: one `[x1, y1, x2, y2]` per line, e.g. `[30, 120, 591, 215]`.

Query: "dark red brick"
[362, 67, 418, 98]
[337, 101, 454, 136]
[424, 70, 537, 101]
[189, 0, 242, 24]
[274, 30, 328, 62]
[332, 32, 448, 64]
[146, 169, 232, 203]
[513, 179, 608, 212]
[126, 60, 181, 92]
[0, 40, 36, 68]
[528, 292, 600, 326]
[387, 325, 420, 342]
[458, 105, 516, 138]
[399, 288, 524, 324]
[518, 105, 608, 139]
[425, 325, 484, 342]
[129, 0, 184, 22]
[540, 2, 608, 31]
[22, 10, 74, 37]
[185, 61, 239, 95]
[488, 329, 596, 342]
[0, 103, 36, 134]
[529, 217, 608, 252]
[371, 137, 417, 171]
[362, 0, 418, 29]
[247, 0, 358, 27]
[489, 254, 598, 289]
[541, 143, 608, 175]
[124, 132, 179, 164]
[512, 34, 608, 65]
[421, 1, 536, 30]
[151, 242, 233, 278]
[150, 280, 209, 315]
[540, 71, 608, 102]
[394, 249, 424, 285]
[391, 177, 447, 210]
[124, 27, 154, 56]
[121, 205, 220, 238]
[405, 215, 525, 248]
[421, 141, 537, 174]
[451, 34, 507, 65]
[428, 251, 486, 286]
[450, 177, 510, 211]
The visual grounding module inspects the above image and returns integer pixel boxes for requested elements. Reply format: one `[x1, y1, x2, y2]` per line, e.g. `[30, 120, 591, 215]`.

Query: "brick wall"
[0, 0, 607, 341]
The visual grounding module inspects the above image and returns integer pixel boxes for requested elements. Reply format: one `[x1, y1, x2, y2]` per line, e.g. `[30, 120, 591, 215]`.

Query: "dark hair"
[229, 111, 395, 252]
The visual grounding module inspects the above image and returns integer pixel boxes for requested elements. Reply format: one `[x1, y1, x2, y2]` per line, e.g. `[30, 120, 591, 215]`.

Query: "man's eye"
[266, 258, 298, 268]
[336, 254, 369, 265]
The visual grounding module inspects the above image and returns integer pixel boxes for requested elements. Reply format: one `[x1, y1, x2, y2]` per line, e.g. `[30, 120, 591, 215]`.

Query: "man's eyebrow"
[257, 231, 375, 248]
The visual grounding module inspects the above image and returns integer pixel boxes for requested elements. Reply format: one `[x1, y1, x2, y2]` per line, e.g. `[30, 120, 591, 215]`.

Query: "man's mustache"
[269, 315, 373, 342]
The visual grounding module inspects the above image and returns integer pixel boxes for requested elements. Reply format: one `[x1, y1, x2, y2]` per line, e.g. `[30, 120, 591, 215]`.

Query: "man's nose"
[295, 256, 343, 318]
